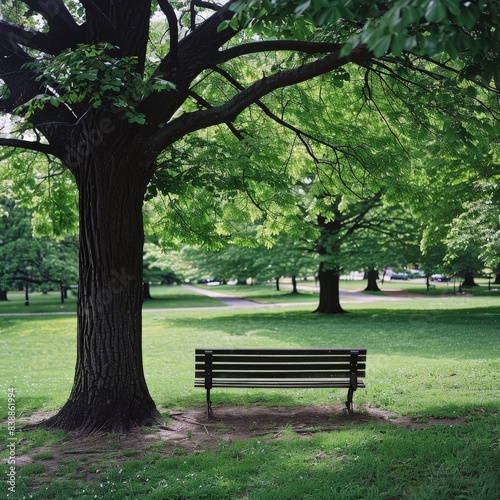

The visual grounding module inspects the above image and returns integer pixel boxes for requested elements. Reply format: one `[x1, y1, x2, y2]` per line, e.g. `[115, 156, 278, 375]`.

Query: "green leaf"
[126, 111, 146, 124]
[425, 0, 447, 23]
[368, 33, 392, 57]
[48, 96, 60, 107]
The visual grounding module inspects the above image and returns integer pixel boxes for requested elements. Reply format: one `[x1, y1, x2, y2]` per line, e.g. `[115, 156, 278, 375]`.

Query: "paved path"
[181, 283, 407, 310]
[281, 284, 404, 302]
[180, 285, 261, 308]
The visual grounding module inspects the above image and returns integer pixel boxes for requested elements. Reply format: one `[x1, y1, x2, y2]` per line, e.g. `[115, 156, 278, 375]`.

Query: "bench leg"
[345, 387, 354, 414]
[206, 388, 212, 418]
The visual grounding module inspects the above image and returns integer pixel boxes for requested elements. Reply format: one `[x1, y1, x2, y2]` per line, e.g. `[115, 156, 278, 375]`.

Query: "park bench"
[195, 348, 367, 417]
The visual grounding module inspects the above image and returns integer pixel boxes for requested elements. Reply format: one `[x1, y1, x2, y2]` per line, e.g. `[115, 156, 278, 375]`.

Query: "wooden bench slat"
[195, 381, 365, 388]
[196, 371, 366, 379]
[195, 347, 367, 356]
[195, 362, 365, 371]
[195, 355, 366, 363]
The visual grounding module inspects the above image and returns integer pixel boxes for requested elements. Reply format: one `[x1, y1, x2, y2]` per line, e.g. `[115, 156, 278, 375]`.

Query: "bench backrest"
[195, 348, 367, 388]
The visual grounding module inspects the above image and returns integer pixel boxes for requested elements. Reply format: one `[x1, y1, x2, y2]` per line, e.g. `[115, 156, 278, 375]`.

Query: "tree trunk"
[143, 281, 153, 300]
[45, 150, 161, 435]
[291, 276, 299, 294]
[314, 213, 345, 314]
[494, 273, 500, 285]
[0, 290, 7, 301]
[364, 269, 381, 292]
[314, 263, 345, 314]
[462, 272, 478, 287]
[275, 277, 280, 291]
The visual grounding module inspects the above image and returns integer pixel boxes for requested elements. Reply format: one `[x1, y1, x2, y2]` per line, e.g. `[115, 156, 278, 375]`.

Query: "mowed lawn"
[0, 290, 499, 498]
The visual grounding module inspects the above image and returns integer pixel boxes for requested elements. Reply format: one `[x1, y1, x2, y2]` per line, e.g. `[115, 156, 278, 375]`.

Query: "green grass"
[0, 291, 499, 498]
[0, 285, 222, 314]
[9, 412, 497, 499]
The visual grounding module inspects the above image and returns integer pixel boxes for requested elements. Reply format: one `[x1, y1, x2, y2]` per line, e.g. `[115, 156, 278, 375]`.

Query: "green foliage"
[0, 198, 78, 292]
[231, 0, 500, 89]
[0, 152, 78, 238]
[17, 43, 176, 125]
[445, 180, 500, 274]
[143, 242, 199, 283]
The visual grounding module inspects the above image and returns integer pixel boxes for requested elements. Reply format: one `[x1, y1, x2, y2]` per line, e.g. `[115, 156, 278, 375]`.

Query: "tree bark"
[314, 263, 345, 314]
[462, 272, 478, 287]
[364, 269, 381, 292]
[143, 282, 153, 300]
[493, 273, 500, 285]
[291, 276, 299, 294]
[314, 213, 345, 314]
[60, 284, 67, 304]
[45, 145, 161, 435]
[275, 277, 280, 291]
[0, 290, 7, 301]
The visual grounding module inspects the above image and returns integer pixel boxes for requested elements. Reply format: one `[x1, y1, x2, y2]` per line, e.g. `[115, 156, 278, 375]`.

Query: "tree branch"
[23, 0, 79, 32]
[79, 0, 117, 43]
[194, 0, 222, 11]
[158, 0, 179, 65]
[0, 137, 56, 155]
[146, 45, 371, 153]
[187, 90, 244, 140]
[0, 21, 61, 54]
[190, 0, 222, 31]
[215, 40, 344, 65]
[213, 65, 347, 153]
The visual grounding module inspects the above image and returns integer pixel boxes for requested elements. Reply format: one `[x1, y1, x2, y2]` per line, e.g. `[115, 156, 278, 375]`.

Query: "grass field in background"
[2, 297, 498, 418]
[0, 288, 499, 498]
[0, 285, 222, 314]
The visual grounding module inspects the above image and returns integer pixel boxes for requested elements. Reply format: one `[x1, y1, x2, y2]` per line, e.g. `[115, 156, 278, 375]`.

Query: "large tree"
[1, 1, 498, 433]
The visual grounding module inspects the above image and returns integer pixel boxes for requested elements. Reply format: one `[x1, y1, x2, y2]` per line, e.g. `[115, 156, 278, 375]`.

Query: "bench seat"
[195, 348, 366, 417]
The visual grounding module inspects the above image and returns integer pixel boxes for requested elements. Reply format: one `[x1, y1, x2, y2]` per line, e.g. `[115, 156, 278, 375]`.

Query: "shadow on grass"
[170, 307, 500, 360]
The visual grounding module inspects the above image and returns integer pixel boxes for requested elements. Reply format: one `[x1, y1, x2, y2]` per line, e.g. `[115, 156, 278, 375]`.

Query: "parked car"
[430, 274, 450, 282]
[391, 273, 408, 280]
[197, 278, 220, 284]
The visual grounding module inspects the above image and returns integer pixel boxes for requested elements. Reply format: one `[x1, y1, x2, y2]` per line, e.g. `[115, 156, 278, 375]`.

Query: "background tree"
[445, 179, 500, 284]
[252, 235, 316, 293]
[1, 1, 498, 433]
[0, 198, 78, 301]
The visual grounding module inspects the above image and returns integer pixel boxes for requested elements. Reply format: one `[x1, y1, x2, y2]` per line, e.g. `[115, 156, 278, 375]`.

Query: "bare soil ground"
[9, 404, 465, 477]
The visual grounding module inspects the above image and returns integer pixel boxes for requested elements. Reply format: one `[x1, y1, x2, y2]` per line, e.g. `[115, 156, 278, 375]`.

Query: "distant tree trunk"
[364, 269, 380, 291]
[462, 272, 478, 287]
[143, 282, 152, 300]
[0, 290, 7, 301]
[314, 214, 345, 314]
[275, 277, 280, 291]
[45, 149, 161, 435]
[494, 273, 500, 285]
[291, 276, 299, 294]
[60, 284, 65, 304]
[314, 263, 345, 314]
